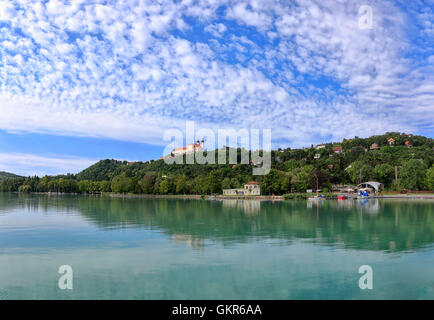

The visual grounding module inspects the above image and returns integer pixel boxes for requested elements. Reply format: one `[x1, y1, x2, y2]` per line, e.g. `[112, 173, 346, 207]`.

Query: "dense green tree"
[280, 172, 293, 193]
[0, 177, 25, 192]
[399, 159, 427, 190]
[37, 176, 50, 192]
[207, 170, 222, 194]
[221, 177, 231, 190]
[99, 181, 112, 192]
[230, 177, 241, 188]
[261, 169, 280, 195]
[292, 165, 315, 192]
[159, 179, 169, 194]
[175, 176, 189, 194]
[78, 180, 90, 193]
[111, 173, 134, 193]
[426, 166, 434, 191]
[18, 184, 32, 193]
[372, 163, 395, 187]
[346, 161, 372, 184]
[138, 175, 154, 194]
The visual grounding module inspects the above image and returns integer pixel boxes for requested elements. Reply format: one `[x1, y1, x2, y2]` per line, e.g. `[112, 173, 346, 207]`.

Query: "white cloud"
[0, 0, 16, 21]
[0, 0, 432, 149]
[226, 1, 273, 31]
[204, 23, 227, 37]
[0, 153, 97, 176]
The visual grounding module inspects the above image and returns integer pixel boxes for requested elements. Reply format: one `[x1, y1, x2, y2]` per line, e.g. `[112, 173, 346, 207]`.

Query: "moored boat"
[357, 188, 374, 199]
[308, 194, 324, 201]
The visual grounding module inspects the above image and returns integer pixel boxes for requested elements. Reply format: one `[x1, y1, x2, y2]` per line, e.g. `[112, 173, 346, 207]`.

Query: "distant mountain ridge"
[0, 171, 22, 181]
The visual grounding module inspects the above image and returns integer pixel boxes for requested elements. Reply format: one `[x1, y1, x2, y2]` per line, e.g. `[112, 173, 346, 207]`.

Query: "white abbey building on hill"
[171, 139, 204, 156]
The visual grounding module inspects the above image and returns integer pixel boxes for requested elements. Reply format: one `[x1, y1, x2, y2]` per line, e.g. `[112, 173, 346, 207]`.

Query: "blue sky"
[0, 0, 433, 176]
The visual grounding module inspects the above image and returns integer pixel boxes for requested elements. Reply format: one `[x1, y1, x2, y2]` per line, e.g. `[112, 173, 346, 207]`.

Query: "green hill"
[0, 171, 22, 181]
[1, 132, 433, 194]
[76, 159, 126, 181]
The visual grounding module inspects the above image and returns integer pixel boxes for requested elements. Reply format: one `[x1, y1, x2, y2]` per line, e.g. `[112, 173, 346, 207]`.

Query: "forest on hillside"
[1, 132, 434, 195]
[0, 171, 22, 181]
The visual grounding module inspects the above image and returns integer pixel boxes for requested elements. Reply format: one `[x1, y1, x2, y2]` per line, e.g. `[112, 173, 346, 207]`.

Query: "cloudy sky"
[0, 0, 433, 176]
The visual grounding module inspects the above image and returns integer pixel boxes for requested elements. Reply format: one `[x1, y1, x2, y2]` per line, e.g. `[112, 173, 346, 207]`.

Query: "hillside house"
[332, 146, 343, 154]
[370, 143, 379, 150]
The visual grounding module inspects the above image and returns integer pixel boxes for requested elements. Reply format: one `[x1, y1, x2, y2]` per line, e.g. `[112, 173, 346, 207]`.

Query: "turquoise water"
[0, 193, 433, 299]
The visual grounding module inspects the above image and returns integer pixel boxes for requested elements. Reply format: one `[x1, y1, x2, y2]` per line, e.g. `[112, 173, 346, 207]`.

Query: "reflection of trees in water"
[336, 199, 354, 210]
[1, 193, 434, 253]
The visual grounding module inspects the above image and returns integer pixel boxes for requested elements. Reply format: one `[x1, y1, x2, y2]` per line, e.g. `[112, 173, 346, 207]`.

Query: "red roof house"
[246, 181, 259, 185]
[332, 146, 343, 154]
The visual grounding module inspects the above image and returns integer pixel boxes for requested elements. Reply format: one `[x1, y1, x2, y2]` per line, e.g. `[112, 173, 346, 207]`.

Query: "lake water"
[0, 193, 433, 299]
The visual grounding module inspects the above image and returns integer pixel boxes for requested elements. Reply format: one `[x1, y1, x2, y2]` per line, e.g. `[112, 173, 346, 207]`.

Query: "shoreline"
[106, 193, 285, 201]
[374, 194, 434, 199]
[7, 192, 434, 200]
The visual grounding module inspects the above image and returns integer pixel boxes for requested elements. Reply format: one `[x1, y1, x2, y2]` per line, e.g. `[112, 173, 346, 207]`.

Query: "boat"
[308, 194, 324, 201]
[337, 195, 348, 200]
[357, 188, 374, 199]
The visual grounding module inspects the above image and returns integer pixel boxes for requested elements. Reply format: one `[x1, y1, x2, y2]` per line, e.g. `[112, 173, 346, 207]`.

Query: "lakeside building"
[357, 181, 383, 193]
[331, 184, 355, 193]
[223, 181, 261, 196]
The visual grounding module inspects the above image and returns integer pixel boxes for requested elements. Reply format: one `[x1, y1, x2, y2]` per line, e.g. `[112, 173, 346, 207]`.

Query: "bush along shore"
[283, 193, 337, 200]
[1, 132, 433, 196]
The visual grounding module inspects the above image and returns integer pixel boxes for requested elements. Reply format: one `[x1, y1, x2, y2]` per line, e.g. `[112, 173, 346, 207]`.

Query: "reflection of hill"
[1, 193, 433, 253]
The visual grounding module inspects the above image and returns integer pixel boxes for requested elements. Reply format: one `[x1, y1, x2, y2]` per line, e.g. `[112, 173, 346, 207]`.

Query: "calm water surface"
[0, 193, 433, 299]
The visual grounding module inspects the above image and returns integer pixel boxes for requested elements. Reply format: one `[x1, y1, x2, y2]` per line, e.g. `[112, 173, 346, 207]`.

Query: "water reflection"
[222, 199, 261, 215]
[336, 199, 354, 210]
[171, 234, 205, 250]
[356, 199, 380, 214]
[1, 193, 433, 253]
